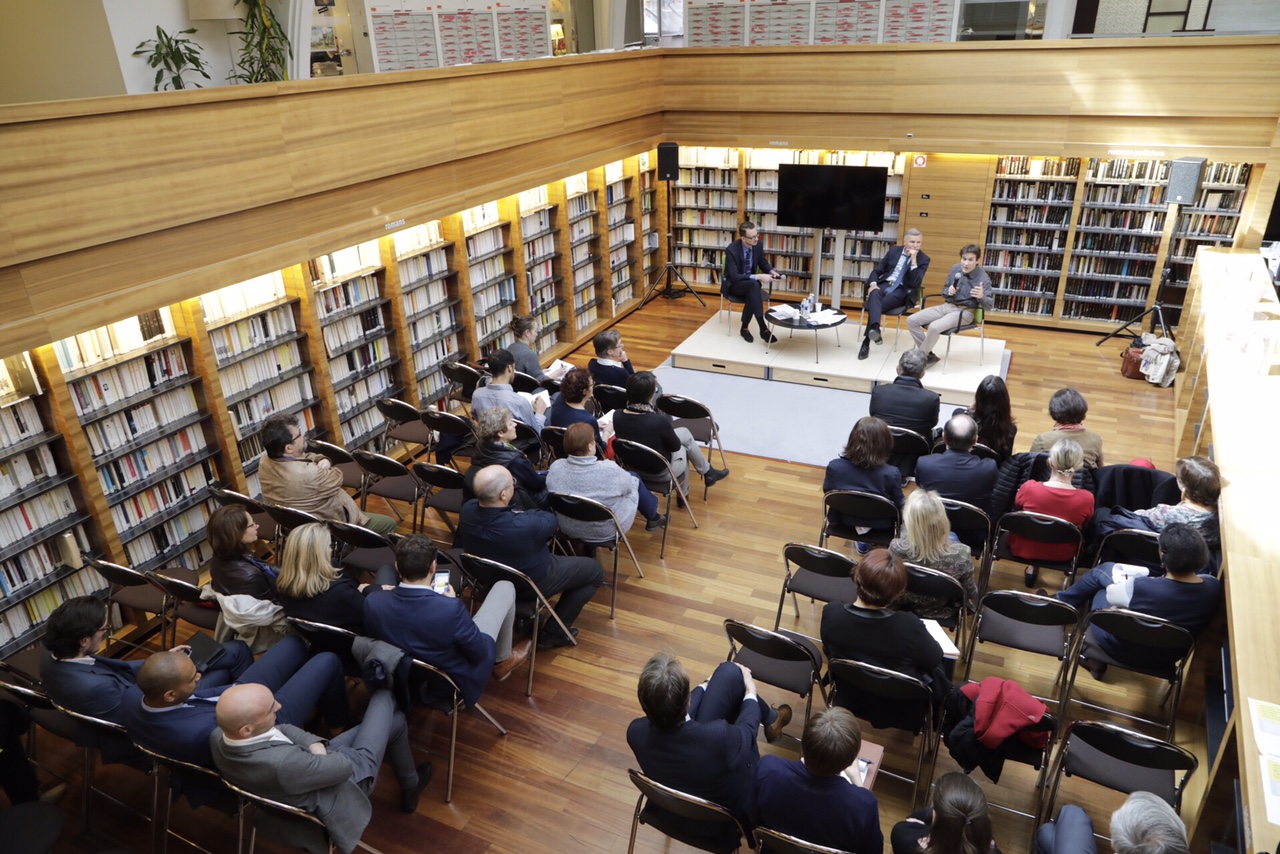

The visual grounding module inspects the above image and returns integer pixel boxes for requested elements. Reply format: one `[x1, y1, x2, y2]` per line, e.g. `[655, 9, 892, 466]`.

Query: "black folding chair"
[223, 778, 384, 854]
[592, 383, 627, 416]
[548, 491, 643, 619]
[902, 561, 970, 651]
[961, 591, 1080, 708]
[656, 393, 728, 470]
[420, 409, 477, 470]
[626, 769, 753, 854]
[819, 490, 900, 552]
[1092, 528, 1162, 572]
[940, 498, 993, 595]
[411, 461, 465, 537]
[612, 437, 699, 559]
[774, 542, 857, 630]
[754, 827, 851, 854]
[889, 426, 931, 479]
[724, 619, 824, 725]
[441, 361, 486, 415]
[375, 397, 432, 457]
[991, 511, 1084, 589]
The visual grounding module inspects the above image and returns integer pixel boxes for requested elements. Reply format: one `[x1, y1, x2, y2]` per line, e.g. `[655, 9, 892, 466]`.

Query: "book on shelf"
[201, 272, 288, 324]
[53, 308, 177, 372]
[391, 221, 445, 258]
[208, 306, 299, 364]
[461, 202, 500, 234]
[517, 186, 550, 213]
[0, 485, 78, 547]
[313, 240, 381, 284]
[0, 443, 58, 499]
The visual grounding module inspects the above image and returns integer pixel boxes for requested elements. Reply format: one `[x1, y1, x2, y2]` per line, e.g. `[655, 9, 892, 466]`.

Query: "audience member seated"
[627, 653, 791, 836]
[958, 375, 1018, 462]
[822, 416, 904, 545]
[546, 367, 605, 450]
[471, 348, 547, 431]
[458, 465, 604, 649]
[1091, 455, 1221, 552]
[890, 490, 976, 622]
[612, 371, 728, 495]
[546, 423, 666, 538]
[1035, 791, 1188, 854]
[0, 701, 56, 805]
[891, 771, 1002, 854]
[1054, 523, 1221, 678]
[466, 405, 548, 510]
[118, 636, 347, 767]
[507, 314, 550, 382]
[211, 684, 432, 854]
[1009, 439, 1095, 587]
[869, 349, 942, 468]
[586, 329, 636, 392]
[257, 412, 396, 536]
[209, 505, 278, 601]
[1028, 388, 1104, 468]
[821, 550, 951, 728]
[363, 535, 532, 702]
[916, 414, 999, 513]
[39, 596, 252, 724]
[751, 706, 882, 853]
[276, 523, 398, 635]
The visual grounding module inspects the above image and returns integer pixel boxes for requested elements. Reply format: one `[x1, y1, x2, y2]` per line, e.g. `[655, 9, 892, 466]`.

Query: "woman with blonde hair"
[275, 523, 396, 634]
[890, 490, 975, 621]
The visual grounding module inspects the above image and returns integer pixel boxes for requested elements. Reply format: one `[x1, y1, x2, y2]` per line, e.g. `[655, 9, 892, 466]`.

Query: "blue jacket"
[457, 499, 558, 585]
[914, 449, 999, 513]
[752, 755, 883, 854]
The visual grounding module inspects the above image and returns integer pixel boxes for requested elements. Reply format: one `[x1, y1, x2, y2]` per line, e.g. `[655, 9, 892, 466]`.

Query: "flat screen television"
[776, 164, 888, 232]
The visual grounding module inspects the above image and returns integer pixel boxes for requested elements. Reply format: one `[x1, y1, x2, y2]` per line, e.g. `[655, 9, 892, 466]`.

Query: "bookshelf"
[515, 186, 567, 356]
[819, 150, 905, 303]
[309, 240, 405, 452]
[387, 222, 464, 409]
[49, 311, 222, 578]
[638, 151, 660, 290]
[1162, 161, 1253, 326]
[744, 148, 820, 297]
[459, 202, 519, 357]
[671, 146, 741, 289]
[196, 272, 324, 497]
[983, 155, 1080, 319]
[563, 172, 604, 334]
[0, 354, 107, 659]
[602, 159, 640, 312]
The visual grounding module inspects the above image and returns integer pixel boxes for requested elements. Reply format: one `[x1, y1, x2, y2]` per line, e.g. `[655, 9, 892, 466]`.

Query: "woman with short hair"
[467, 404, 548, 509]
[546, 367, 605, 450]
[1028, 387, 1104, 468]
[822, 416, 905, 535]
[275, 523, 396, 634]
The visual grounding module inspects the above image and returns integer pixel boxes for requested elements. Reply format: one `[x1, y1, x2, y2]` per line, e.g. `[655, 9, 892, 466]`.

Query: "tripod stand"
[640, 176, 706, 308]
[1096, 265, 1173, 347]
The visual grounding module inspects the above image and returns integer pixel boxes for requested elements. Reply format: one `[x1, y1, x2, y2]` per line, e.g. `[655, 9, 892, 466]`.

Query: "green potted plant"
[228, 0, 292, 84]
[132, 26, 212, 91]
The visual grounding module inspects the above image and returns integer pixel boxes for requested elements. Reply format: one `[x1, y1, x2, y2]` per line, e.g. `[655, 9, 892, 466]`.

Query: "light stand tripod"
[640, 175, 706, 308]
[1096, 264, 1173, 347]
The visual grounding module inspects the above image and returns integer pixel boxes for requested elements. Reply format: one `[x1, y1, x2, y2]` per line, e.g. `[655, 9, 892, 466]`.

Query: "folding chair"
[1092, 528, 1162, 572]
[612, 437, 699, 559]
[961, 591, 1080, 708]
[902, 562, 970, 652]
[327, 520, 396, 581]
[420, 409, 477, 470]
[774, 542, 857, 630]
[919, 292, 986, 371]
[626, 769, 753, 854]
[940, 498, 993, 596]
[441, 361, 486, 416]
[656, 393, 728, 470]
[209, 486, 277, 544]
[991, 511, 1084, 589]
[134, 742, 245, 854]
[147, 565, 222, 647]
[459, 554, 576, 696]
[411, 461, 465, 536]
[540, 425, 568, 466]
[284, 617, 362, 678]
[84, 557, 173, 647]
[261, 504, 326, 554]
[49, 701, 150, 833]
[888, 426, 931, 479]
[826, 659, 940, 810]
[510, 371, 545, 395]
[352, 450, 421, 529]
[374, 398, 431, 457]
[592, 383, 628, 416]
[548, 491, 643, 619]
[305, 440, 364, 496]
[724, 619, 824, 725]
[223, 779, 386, 854]
[1060, 608, 1196, 738]
[754, 827, 855, 854]
[819, 490, 900, 552]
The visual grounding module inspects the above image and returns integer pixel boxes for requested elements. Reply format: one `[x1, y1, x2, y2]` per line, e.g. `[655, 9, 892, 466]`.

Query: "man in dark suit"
[723, 220, 782, 344]
[457, 465, 603, 648]
[117, 635, 348, 768]
[39, 595, 253, 724]
[211, 684, 432, 854]
[869, 349, 941, 476]
[859, 228, 930, 360]
[363, 535, 531, 706]
[915, 414, 999, 512]
[627, 653, 791, 835]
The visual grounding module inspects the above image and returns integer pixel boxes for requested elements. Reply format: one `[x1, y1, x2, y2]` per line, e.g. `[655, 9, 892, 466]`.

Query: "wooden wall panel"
[899, 154, 998, 293]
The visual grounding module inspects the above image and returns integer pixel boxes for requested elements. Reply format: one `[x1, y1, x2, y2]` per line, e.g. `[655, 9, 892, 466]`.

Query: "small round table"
[765, 307, 848, 363]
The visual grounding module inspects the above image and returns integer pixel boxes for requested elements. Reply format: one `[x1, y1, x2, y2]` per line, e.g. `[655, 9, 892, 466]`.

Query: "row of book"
[529, 281, 558, 311]
[676, 167, 739, 188]
[985, 230, 1065, 250]
[0, 484, 76, 548]
[51, 309, 176, 373]
[985, 251, 1064, 272]
[404, 279, 453, 318]
[1062, 301, 1144, 321]
[1204, 161, 1251, 187]
[605, 180, 630, 206]
[611, 264, 632, 290]
[995, 156, 1079, 178]
[412, 333, 461, 376]
[468, 256, 509, 290]
[476, 304, 515, 343]
[609, 244, 630, 270]
[340, 407, 388, 450]
[330, 339, 393, 385]
[992, 180, 1077, 203]
[1083, 183, 1166, 207]
[228, 375, 315, 433]
[992, 294, 1056, 315]
[1, 563, 108, 648]
[313, 242, 381, 285]
[1176, 212, 1239, 237]
[673, 188, 738, 209]
[1065, 282, 1150, 301]
[398, 247, 452, 288]
[566, 193, 596, 219]
[990, 276, 1060, 295]
[570, 241, 594, 268]
[1074, 232, 1161, 255]
[95, 425, 208, 495]
[574, 302, 600, 331]
[108, 463, 215, 534]
[335, 372, 395, 418]
[409, 308, 458, 348]
[208, 306, 299, 366]
[0, 443, 58, 501]
[1077, 208, 1166, 232]
[607, 205, 629, 228]
[474, 278, 517, 315]
[314, 275, 383, 321]
[320, 309, 388, 355]
[521, 206, 554, 236]
[218, 343, 306, 400]
[573, 262, 598, 289]
[121, 508, 215, 570]
[1189, 190, 1243, 212]
[0, 399, 42, 450]
[0, 527, 89, 598]
[1086, 158, 1171, 183]
[990, 205, 1072, 226]
[81, 385, 197, 459]
[568, 217, 596, 244]
[1068, 256, 1156, 281]
[524, 233, 559, 266]
[465, 224, 506, 258]
[201, 274, 288, 325]
[391, 221, 445, 259]
[527, 258, 556, 290]
[67, 345, 191, 419]
[608, 222, 636, 248]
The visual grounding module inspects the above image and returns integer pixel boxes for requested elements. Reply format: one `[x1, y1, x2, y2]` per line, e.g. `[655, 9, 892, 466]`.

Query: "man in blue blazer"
[363, 535, 530, 707]
[40, 595, 253, 724]
[117, 634, 347, 769]
[859, 228, 930, 360]
[723, 221, 782, 344]
[915, 414, 999, 513]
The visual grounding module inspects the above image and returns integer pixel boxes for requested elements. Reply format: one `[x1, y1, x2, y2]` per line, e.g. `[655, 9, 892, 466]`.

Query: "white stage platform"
[669, 311, 1010, 400]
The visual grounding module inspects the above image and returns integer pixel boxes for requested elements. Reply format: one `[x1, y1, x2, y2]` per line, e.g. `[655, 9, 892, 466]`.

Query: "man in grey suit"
[210, 684, 432, 854]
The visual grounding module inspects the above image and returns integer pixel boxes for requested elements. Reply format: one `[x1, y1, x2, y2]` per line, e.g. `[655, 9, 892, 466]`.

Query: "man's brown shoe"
[493, 638, 532, 682]
[764, 704, 793, 743]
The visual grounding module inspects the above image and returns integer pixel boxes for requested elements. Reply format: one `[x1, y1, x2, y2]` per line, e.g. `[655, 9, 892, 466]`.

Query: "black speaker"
[657, 143, 679, 181]
[1168, 157, 1206, 205]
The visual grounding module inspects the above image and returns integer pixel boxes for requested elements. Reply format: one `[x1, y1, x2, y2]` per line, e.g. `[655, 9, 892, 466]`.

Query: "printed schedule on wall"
[882, 0, 955, 43]
[813, 0, 881, 44]
[685, 0, 748, 47]
[438, 8, 498, 65]
[748, 0, 813, 45]
[368, 1, 440, 70]
[494, 1, 551, 61]
[687, 0, 955, 46]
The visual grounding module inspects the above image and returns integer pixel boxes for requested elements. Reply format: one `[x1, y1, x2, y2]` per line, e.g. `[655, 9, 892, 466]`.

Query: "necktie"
[883, 251, 908, 295]
[744, 244, 752, 271]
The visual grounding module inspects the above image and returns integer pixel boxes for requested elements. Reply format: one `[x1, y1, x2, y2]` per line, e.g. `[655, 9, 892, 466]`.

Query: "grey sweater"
[546, 455, 639, 540]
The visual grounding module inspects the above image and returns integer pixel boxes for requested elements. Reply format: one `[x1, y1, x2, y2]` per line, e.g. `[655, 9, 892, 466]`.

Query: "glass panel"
[1149, 0, 1189, 12]
[644, 0, 659, 34]
[660, 0, 683, 35]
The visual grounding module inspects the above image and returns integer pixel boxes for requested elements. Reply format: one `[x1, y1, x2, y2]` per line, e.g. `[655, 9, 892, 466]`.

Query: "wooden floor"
[34, 297, 1188, 854]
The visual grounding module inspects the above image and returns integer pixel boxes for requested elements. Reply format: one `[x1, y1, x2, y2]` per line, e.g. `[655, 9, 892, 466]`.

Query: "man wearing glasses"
[722, 221, 782, 345]
[258, 412, 397, 536]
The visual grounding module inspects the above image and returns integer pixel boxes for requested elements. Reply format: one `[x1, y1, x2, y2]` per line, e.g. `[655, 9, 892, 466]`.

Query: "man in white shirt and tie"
[859, 229, 930, 360]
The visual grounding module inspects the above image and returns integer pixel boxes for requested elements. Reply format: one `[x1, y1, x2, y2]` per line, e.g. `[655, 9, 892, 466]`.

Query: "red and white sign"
[913, 154, 927, 168]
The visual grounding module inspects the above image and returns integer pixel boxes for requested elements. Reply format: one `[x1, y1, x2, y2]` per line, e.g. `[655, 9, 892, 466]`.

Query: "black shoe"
[1079, 657, 1108, 681]
[925, 352, 941, 367]
[868, 327, 882, 344]
[857, 339, 870, 360]
[704, 467, 730, 487]
[1024, 567, 1039, 588]
[537, 625, 579, 649]
[400, 761, 434, 813]
[676, 492, 687, 509]
[646, 514, 668, 531]
[760, 330, 778, 344]
[740, 327, 754, 343]
[1035, 587, 1049, 598]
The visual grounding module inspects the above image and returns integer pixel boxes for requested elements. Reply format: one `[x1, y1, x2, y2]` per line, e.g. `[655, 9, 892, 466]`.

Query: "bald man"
[457, 465, 603, 649]
[118, 634, 347, 768]
[211, 685, 431, 854]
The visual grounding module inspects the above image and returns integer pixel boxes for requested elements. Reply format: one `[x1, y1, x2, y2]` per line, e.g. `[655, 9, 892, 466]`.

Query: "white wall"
[1093, 0, 1146, 34]
[102, 0, 238, 94]
[0, 0, 125, 104]
[1207, 0, 1280, 33]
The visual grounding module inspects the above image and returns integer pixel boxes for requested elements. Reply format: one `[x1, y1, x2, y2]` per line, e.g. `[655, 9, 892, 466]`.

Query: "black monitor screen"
[776, 164, 888, 232]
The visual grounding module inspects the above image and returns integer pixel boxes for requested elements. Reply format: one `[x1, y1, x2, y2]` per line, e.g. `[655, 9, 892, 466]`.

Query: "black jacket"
[464, 441, 548, 510]
[869, 377, 940, 445]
